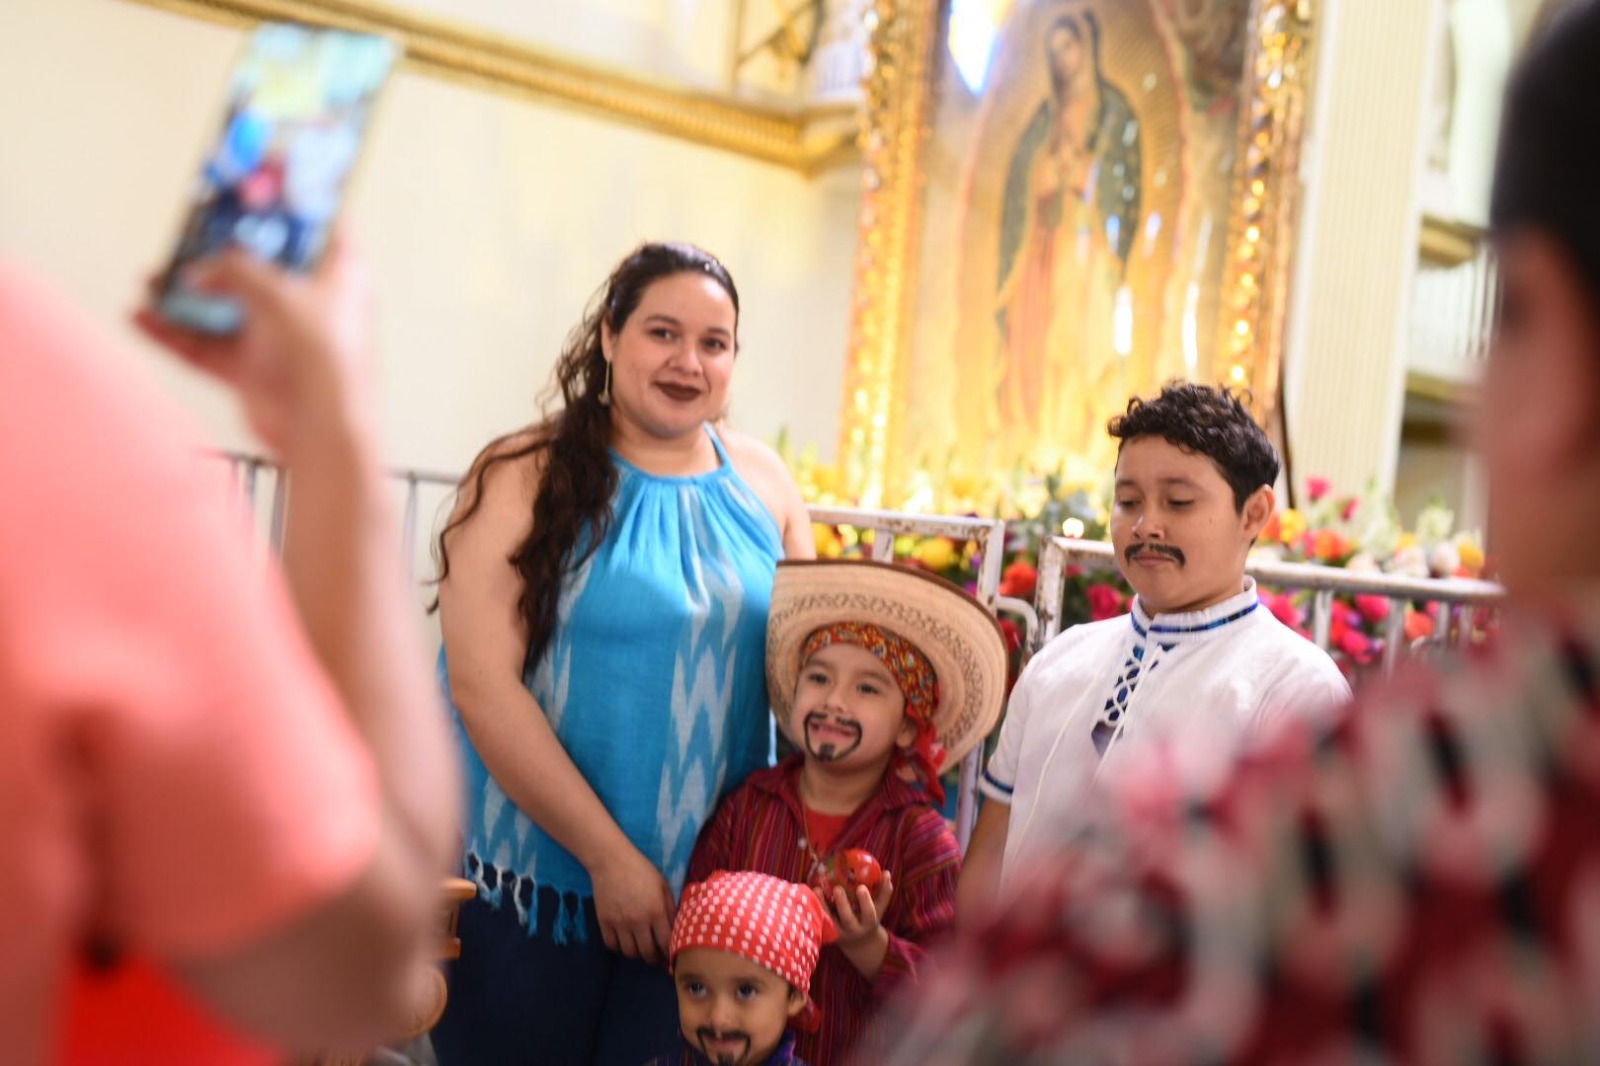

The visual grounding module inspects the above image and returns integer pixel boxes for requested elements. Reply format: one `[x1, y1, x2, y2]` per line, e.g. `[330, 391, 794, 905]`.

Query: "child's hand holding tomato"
[813, 849, 895, 980]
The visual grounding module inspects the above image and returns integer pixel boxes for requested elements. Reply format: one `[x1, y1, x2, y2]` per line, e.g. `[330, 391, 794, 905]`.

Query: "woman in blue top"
[430, 243, 815, 1065]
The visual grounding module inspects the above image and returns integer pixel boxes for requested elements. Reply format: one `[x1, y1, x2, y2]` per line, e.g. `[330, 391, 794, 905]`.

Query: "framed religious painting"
[839, 0, 1315, 504]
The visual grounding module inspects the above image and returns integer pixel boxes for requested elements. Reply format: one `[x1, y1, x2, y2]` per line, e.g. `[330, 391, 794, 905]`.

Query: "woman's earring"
[598, 359, 612, 407]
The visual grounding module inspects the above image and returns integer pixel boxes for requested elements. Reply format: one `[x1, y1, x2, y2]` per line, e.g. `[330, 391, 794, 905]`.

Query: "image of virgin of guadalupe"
[994, 9, 1142, 454]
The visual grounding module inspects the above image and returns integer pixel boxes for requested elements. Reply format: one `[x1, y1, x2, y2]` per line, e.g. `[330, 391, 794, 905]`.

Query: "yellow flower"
[1277, 508, 1308, 545]
[810, 464, 842, 498]
[913, 537, 959, 572]
[813, 524, 843, 559]
[946, 472, 985, 507]
[1396, 532, 1418, 552]
[1455, 535, 1485, 575]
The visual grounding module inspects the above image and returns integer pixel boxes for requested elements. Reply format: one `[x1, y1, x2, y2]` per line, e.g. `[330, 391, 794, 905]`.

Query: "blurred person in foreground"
[0, 235, 459, 1064]
[877, 3, 1600, 1062]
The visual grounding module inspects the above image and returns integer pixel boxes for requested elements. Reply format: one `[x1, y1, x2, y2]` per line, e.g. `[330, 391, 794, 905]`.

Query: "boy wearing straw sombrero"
[686, 559, 1008, 1066]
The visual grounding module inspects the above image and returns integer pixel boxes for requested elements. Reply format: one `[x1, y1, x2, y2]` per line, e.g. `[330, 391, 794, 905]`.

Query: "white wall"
[0, 0, 858, 481]
[1283, 0, 1440, 499]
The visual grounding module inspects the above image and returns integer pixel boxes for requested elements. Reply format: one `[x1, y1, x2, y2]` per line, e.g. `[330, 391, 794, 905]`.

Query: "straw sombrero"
[766, 559, 1009, 767]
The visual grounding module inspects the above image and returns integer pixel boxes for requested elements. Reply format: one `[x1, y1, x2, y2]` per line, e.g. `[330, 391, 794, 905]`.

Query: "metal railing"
[1036, 537, 1504, 676]
[221, 451, 460, 577]
[219, 454, 1010, 847]
[218, 453, 1508, 849]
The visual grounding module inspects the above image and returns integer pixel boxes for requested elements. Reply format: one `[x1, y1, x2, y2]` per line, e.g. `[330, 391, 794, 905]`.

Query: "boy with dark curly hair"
[960, 382, 1348, 906]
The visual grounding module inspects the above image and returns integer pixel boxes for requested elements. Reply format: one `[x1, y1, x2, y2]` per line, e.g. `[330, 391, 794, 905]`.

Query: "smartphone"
[157, 22, 398, 334]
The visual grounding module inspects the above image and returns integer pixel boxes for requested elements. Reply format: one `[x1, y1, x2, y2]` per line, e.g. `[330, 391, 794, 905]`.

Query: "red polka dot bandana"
[801, 622, 948, 803]
[671, 871, 838, 996]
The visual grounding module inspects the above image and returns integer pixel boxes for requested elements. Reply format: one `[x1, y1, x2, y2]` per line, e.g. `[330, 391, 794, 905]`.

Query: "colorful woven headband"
[800, 622, 948, 803]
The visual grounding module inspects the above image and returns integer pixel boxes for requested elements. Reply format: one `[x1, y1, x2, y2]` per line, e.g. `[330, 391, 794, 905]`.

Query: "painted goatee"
[696, 1028, 751, 1066]
[803, 710, 863, 762]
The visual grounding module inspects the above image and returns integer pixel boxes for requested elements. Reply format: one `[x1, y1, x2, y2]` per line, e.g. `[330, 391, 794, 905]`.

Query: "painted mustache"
[803, 711, 863, 762]
[696, 1028, 751, 1066]
[1126, 543, 1185, 566]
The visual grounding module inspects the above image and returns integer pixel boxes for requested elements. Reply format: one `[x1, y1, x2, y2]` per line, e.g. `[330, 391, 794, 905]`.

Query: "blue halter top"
[440, 426, 783, 940]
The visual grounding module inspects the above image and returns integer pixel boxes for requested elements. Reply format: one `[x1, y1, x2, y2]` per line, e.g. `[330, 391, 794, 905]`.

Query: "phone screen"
[158, 23, 398, 334]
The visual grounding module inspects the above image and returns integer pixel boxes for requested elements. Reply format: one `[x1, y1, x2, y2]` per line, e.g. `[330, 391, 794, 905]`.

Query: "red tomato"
[834, 849, 884, 892]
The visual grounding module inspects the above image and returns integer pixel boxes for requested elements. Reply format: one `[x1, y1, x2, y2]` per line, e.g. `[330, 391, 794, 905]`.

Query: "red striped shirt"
[688, 755, 960, 1066]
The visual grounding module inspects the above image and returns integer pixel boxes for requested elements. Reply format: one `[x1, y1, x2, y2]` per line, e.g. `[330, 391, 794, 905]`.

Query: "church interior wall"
[2, 0, 1543, 529]
[0, 0, 858, 488]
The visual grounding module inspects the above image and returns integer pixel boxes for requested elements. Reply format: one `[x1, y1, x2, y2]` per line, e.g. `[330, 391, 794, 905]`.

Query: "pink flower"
[1338, 629, 1375, 662]
[1353, 594, 1391, 624]
[1307, 476, 1331, 503]
[1341, 498, 1360, 522]
[1261, 591, 1303, 629]
[1087, 584, 1125, 621]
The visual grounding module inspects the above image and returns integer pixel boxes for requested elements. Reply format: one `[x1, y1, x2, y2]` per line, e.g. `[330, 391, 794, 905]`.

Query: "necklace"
[796, 786, 844, 888]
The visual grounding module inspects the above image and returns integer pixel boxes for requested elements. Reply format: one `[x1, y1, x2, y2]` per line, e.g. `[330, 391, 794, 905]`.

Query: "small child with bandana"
[686, 560, 1008, 1065]
[648, 870, 835, 1066]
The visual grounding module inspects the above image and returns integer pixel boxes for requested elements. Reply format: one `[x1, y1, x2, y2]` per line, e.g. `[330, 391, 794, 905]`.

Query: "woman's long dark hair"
[434, 242, 740, 672]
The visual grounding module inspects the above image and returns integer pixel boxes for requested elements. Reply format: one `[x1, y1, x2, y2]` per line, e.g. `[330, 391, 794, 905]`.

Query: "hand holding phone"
[138, 229, 375, 457]
[157, 22, 396, 335]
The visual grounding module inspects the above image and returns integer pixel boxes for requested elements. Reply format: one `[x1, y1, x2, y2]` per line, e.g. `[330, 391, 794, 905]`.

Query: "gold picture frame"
[838, 0, 1318, 504]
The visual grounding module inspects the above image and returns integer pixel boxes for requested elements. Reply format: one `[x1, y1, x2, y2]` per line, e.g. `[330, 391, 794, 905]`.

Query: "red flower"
[998, 617, 1023, 655]
[1307, 476, 1331, 502]
[1405, 609, 1435, 643]
[1353, 593, 1390, 623]
[1341, 498, 1360, 522]
[1087, 584, 1125, 621]
[999, 559, 1038, 600]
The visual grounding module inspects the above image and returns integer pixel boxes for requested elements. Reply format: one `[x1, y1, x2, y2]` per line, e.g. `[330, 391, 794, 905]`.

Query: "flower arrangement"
[780, 435, 1493, 681]
[1248, 477, 1493, 671]
[783, 438, 1126, 686]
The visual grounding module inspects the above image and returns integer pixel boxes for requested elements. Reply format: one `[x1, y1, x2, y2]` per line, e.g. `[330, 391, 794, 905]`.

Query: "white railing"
[218, 454, 1010, 848]
[220, 451, 460, 578]
[219, 453, 1508, 849]
[1036, 537, 1504, 676]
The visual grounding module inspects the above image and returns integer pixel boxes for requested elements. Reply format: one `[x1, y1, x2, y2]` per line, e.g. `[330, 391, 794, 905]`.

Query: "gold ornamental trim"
[1405, 369, 1480, 409]
[836, 0, 941, 506]
[1419, 214, 1487, 266]
[838, 0, 1319, 501]
[1215, 0, 1318, 430]
[119, 0, 856, 173]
